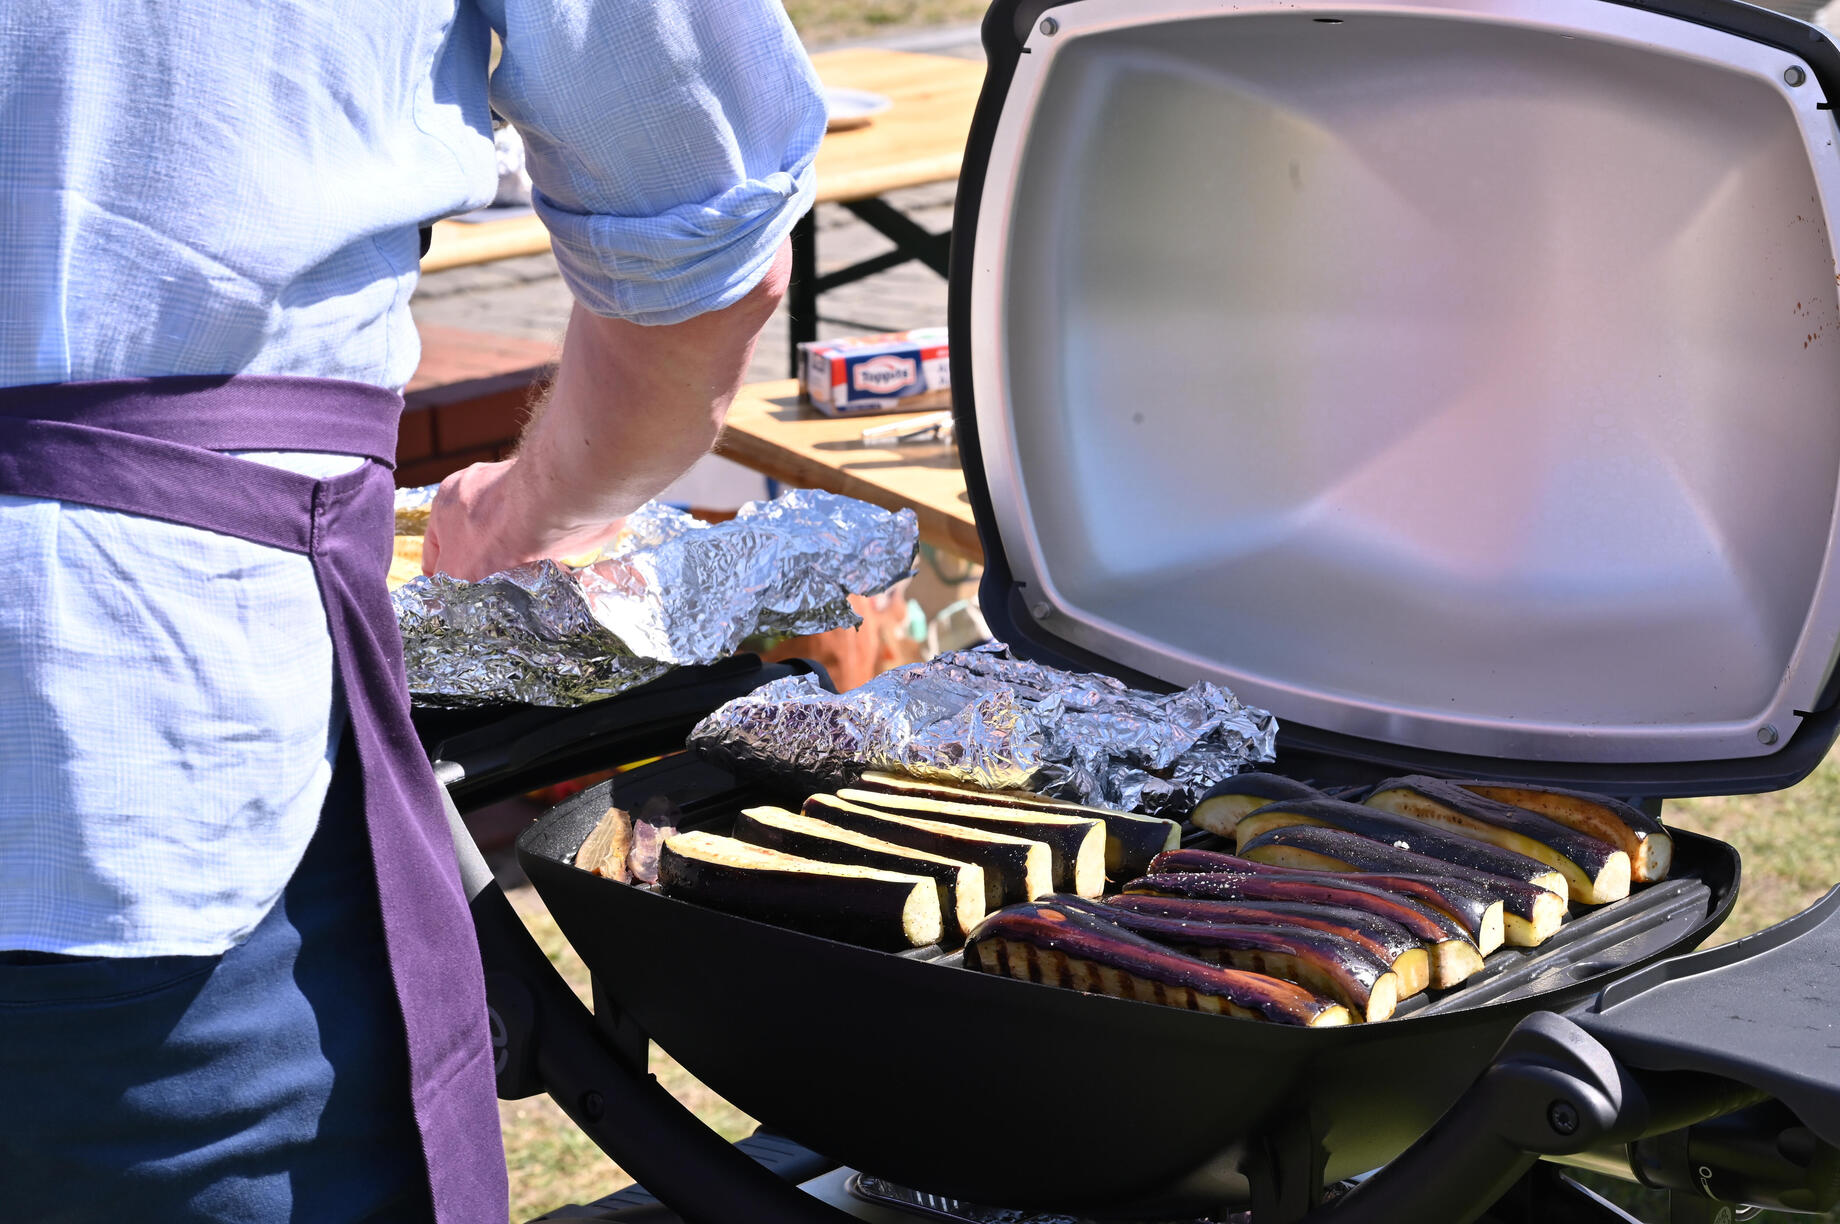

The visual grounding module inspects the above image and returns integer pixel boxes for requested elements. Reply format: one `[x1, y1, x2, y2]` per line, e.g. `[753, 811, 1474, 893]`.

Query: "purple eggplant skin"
[1456, 781, 1672, 884]
[1146, 850, 1504, 954]
[852, 770, 1181, 879]
[964, 901, 1352, 1027]
[803, 794, 1047, 910]
[1044, 895, 1400, 1022]
[1239, 825, 1566, 948]
[1363, 777, 1630, 905]
[1104, 895, 1430, 998]
[657, 838, 940, 951]
[1190, 774, 1327, 838]
[733, 807, 986, 941]
[835, 787, 1105, 897]
[1227, 799, 1570, 900]
[1121, 871, 1484, 989]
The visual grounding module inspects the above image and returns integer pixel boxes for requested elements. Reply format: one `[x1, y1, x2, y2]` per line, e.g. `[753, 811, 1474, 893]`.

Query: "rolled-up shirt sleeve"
[479, 0, 825, 325]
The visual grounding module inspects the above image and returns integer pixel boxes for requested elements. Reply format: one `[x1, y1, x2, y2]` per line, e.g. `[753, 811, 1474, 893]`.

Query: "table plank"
[715, 380, 981, 563]
[809, 49, 985, 204]
[421, 49, 984, 274]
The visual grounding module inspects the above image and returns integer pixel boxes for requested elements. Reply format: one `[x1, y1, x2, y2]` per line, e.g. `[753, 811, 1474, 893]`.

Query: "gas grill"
[439, 2, 1840, 1219]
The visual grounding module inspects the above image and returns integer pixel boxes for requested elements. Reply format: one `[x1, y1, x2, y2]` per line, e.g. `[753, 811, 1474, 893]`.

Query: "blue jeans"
[0, 760, 430, 1222]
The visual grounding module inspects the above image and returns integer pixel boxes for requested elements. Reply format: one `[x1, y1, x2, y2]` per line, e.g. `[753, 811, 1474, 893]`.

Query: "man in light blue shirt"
[0, 1, 824, 1218]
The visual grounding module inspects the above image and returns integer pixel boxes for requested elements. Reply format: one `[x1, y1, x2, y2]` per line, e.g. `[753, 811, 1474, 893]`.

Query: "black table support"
[785, 199, 953, 375]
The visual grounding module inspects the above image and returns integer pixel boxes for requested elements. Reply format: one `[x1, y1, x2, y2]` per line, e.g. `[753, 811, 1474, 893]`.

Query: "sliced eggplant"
[1456, 781, 1673, 885]
[1106, 895, 1430, 997]
[1148, 848, 1504, 955]
[854, 770, 1180, 879]
[1190, 774, 1327, 839]
[1122, 872, 1484, 988]
[1230, 798, 1569, 901]
[733, 806, 987, 940]
[1238, 826, 1566, 948]
[1365, 777, 1631, 905]
[1047, 895, 1399, 1021]
[803, 794, 1050, 908]
[965, 901, 1352, 1026]
[836, 788, 1104, 897]
[658, 832, 942, 950]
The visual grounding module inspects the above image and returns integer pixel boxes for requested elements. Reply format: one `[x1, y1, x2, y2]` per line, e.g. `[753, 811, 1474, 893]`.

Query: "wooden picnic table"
[421, 48, 985, 370]
[714, 379, 981, 564]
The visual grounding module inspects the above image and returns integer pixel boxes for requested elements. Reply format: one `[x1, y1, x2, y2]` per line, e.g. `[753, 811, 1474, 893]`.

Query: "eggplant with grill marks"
[1365, 777, 1631, 905]
[1238, 825, 1566, 948]
[657, 832, 942, 950]
[732, 806, 987, 940]
[1105, 895, 1429, 997]
[803, 794, 1051, 909]
[1122, 871, 1484, 988]
[1189, 774, 1327, 839]
[836, 787, 1104, 896]
[1147, 848, 1505, 956]
[964, 901, 1353, 1026]
[1231, 798, 1568, 901]
[853, 771, 1180, 879]
[1455, 781, 1673, 884]
[1046, 895, 1400, 1022]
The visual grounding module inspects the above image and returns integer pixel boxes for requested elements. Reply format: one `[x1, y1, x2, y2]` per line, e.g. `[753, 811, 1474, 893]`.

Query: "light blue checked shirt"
[0, 0, 824, 955]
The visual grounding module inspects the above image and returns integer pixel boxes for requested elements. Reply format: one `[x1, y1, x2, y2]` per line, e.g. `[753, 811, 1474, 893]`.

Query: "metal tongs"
[859, 412, 954, 448]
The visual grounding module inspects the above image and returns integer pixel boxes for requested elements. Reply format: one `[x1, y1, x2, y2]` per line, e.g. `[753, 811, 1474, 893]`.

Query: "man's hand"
[423, 237, 791, 580]
[420, 458, 623, 581]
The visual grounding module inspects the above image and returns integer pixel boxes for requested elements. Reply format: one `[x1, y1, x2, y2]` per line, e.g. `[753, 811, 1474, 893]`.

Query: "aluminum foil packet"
[393, 487, 919, 707]
[687, 642, 1278, 816]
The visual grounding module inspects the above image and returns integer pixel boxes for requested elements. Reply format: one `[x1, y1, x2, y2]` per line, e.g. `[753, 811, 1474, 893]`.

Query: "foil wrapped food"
[687, 642, 1279, 816]
[393, 488, 919, 707]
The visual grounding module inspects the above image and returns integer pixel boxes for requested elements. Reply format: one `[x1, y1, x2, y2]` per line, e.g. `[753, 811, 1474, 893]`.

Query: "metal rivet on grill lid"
[1039, 16, 1059, 36]
[1785, 66, 1808, 87]
[1030, 600, 1053, 620]
[1759, 724, 1781, 746]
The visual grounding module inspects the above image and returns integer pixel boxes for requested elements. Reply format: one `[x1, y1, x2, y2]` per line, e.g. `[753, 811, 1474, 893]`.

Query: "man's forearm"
[513, 238, 791, 537]
[423, 237, 791, 579]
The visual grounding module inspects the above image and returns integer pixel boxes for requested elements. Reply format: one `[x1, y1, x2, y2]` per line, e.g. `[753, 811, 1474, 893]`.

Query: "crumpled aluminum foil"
[393, 487, 919, 707]
[687, 642, 1278, 816]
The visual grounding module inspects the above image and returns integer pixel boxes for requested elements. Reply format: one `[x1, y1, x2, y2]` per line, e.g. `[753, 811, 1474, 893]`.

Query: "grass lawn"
[499, 749, 1840, 1221]
[784, 0, 988, 44]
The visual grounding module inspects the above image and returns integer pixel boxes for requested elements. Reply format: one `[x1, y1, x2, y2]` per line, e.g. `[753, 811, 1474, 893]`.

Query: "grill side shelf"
[1571, 883, 1840, 1150]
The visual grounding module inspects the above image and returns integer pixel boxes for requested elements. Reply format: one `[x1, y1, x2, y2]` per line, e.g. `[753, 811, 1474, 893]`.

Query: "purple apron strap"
[0, 377, 507, 1223]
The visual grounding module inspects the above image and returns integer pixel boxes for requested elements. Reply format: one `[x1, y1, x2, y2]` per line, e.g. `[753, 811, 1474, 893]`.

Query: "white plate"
[824, 87, 893, 131]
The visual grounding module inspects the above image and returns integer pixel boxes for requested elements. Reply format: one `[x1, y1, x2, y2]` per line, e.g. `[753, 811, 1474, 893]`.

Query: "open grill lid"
[950, 0, 1840, 796]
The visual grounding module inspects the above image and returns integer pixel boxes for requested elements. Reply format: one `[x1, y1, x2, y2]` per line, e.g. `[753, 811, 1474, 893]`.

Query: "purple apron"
[0, 375, 508, 1222]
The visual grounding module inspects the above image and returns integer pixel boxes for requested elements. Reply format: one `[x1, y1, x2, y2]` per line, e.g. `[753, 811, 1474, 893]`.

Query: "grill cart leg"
[439, 782, 862, 1224]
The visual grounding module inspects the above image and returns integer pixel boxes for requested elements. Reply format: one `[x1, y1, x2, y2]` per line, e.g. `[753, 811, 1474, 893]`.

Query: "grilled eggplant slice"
[1047, 895, 1399, 1021]
[1365, 777, 1631, 905]
[854, 770, 1180, 879]
[1456, 782, 1672, 884]
[1106, 895, 1430, 997]
[836, 788, 1104, 897]
[1148, 848, 1504, 955]
[1231, 798, 1569, 901]
[733, 806, 987, 940]
[965, 902, 1352, 1026]
[1123, 872, 1484, 988]
[1190, 774, 1327, 838]
[803, 794, 1050, 908]
[658, 832, 942, 950]
[1238, 826, 1566, 947]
